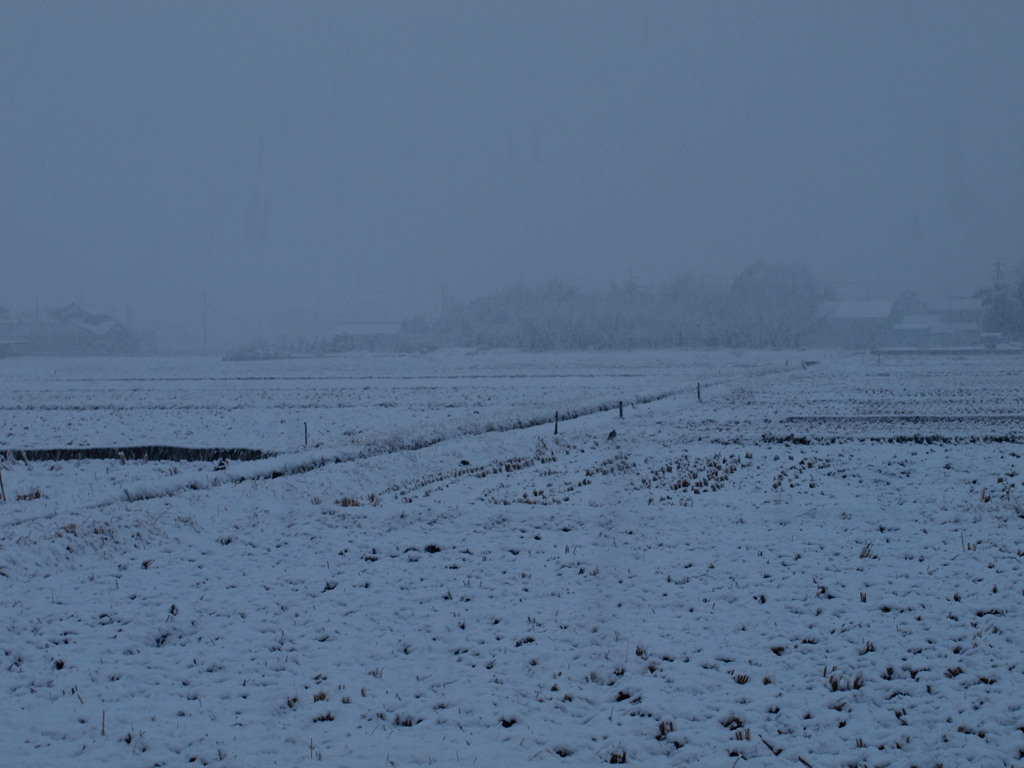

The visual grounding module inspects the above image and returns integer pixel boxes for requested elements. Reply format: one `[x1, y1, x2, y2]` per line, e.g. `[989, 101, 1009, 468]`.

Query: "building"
[3, 304, 140, 355]
[890, 294, 983, 347]
[818, 300, 896, 348]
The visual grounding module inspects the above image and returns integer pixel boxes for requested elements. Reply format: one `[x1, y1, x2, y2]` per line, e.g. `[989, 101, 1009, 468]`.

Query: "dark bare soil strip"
[762, 433, 1024, 445]
[3, 446, 272, 462]
[781, 414, 1024, 425]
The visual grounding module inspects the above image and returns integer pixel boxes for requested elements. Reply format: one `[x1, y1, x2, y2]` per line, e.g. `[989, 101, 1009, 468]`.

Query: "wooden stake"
[0, 467, 5, 502]
[554, 411, 559, 435]
[304, 422, 308, 447]
[619, 401, 623, 419]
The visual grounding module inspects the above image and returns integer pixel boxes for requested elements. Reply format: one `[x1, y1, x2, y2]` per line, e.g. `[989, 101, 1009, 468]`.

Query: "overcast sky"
[2, 2, 1022, 347]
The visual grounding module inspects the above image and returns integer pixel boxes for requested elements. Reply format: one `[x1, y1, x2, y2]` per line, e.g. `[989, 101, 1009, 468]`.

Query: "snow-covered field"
[0, 350, 791, 453]
[2, 350, 1022, 767]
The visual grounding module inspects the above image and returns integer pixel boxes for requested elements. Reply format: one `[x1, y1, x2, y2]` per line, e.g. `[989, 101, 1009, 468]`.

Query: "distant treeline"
[224, 262, 1019, 359]
[429, 263, 824, 350]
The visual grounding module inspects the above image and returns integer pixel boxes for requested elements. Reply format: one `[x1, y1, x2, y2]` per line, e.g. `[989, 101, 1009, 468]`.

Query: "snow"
[1, 350, 1022, 766]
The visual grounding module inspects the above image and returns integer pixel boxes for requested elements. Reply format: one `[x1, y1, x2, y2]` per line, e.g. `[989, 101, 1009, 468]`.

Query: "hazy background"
[2, 2, 1022, 349]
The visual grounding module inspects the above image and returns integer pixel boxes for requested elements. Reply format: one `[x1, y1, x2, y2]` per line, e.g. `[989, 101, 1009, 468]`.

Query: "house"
[45, 304, 138, 354]
[890, 294, 983, 347]
[10, 304, 140, 355]
[818, 289, 988, 350]
[937, 296, 984, 325]
[818, 300, 896, 348]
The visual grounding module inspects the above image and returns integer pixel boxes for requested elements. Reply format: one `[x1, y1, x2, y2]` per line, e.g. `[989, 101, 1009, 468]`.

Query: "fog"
[2, 2, 1022, 350]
